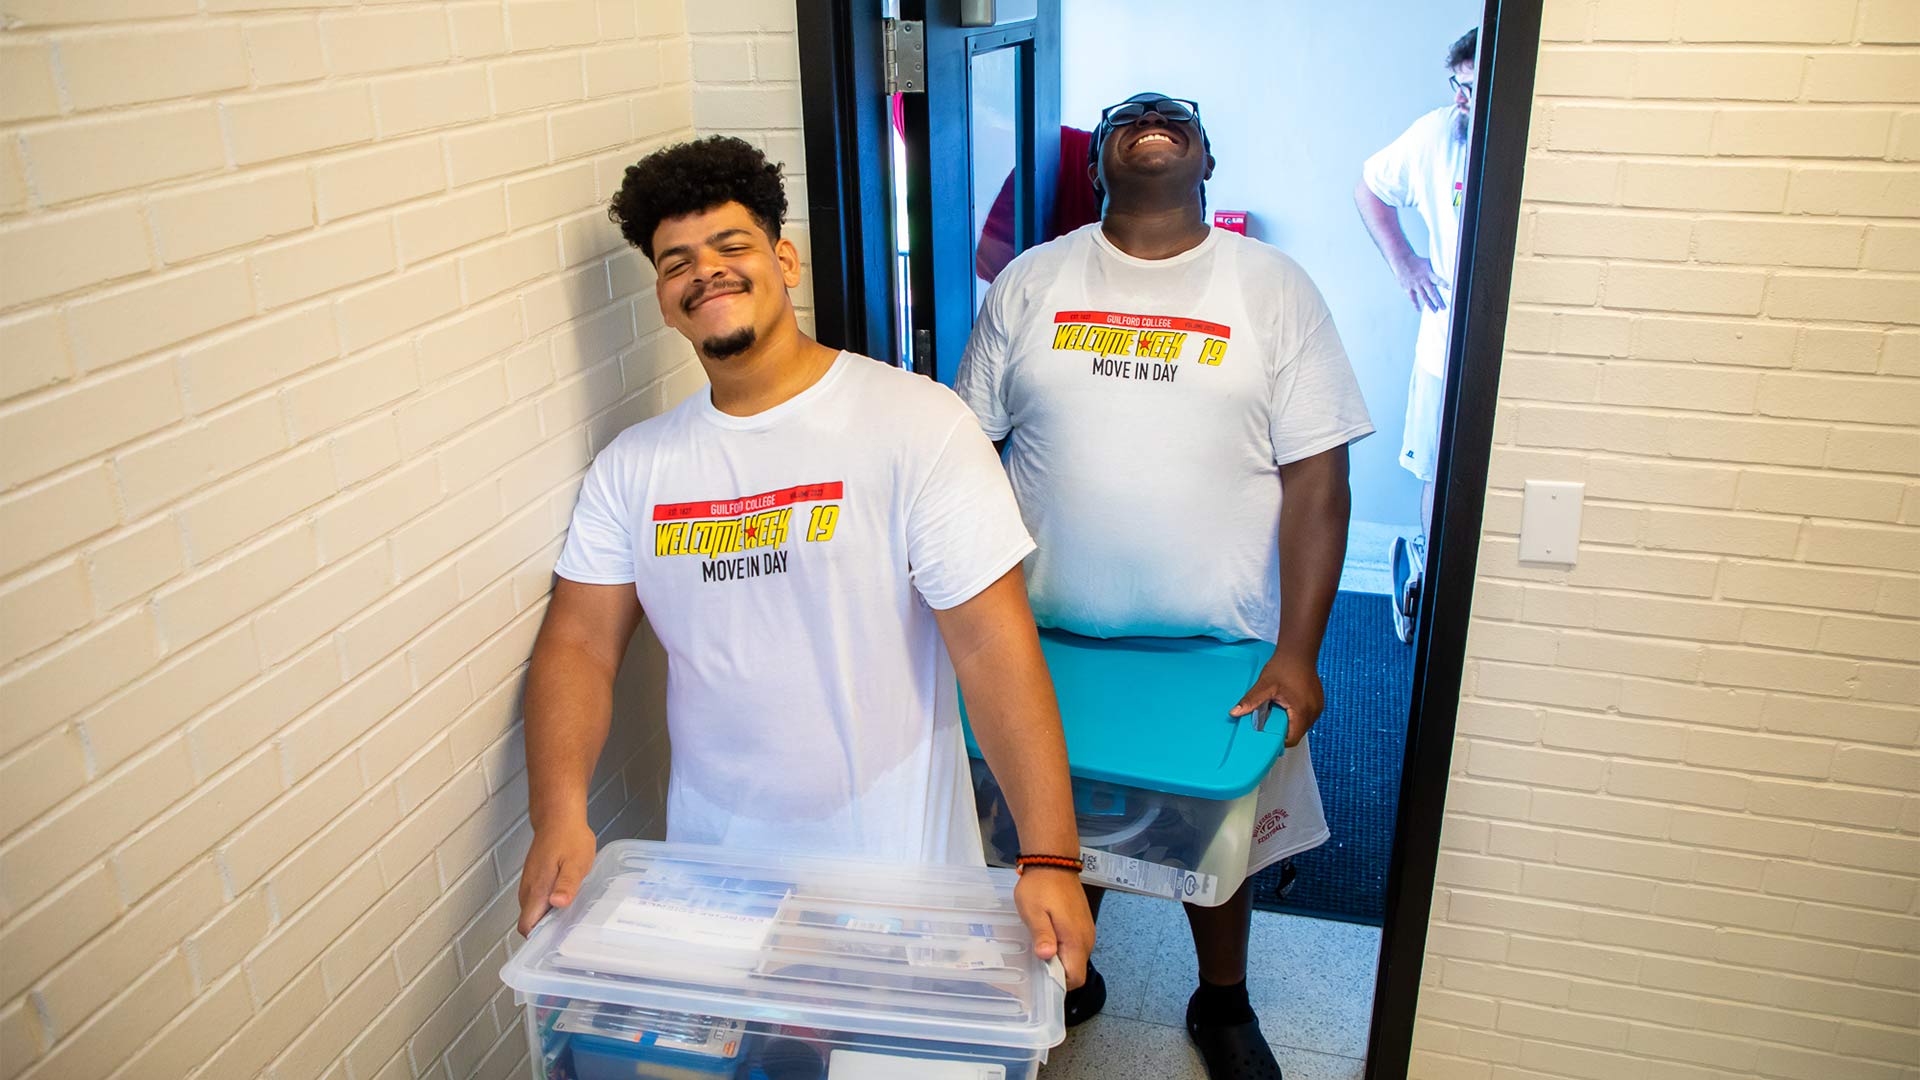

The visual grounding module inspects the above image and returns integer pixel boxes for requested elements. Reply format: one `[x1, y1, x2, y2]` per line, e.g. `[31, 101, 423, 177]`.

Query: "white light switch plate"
[1519, 480, 1584, 565]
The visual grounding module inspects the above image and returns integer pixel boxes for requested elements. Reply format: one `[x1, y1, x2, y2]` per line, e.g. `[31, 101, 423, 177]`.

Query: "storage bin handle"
[1247, 702, 1289, 737]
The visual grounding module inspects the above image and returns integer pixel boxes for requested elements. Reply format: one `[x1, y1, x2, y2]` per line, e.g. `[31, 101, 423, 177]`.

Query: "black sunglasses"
[1099, 97, 1201, 128]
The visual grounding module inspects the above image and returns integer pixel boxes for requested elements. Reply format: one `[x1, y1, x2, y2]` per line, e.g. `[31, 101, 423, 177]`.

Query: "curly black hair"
[607, 135, 787, 260]
[1448, 27, 1478, 69]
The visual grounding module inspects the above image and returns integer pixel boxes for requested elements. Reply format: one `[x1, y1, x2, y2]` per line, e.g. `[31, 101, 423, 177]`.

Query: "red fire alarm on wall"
[1213, 210, 1248, 235]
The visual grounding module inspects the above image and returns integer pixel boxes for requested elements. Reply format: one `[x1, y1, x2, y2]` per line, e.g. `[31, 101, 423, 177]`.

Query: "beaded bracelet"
[1015, 853, 1086, 875]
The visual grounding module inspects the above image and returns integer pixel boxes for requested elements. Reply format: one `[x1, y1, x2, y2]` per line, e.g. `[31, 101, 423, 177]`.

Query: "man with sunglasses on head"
[1355, 27, 1478, 645]
[957, 92, 1372, 1080]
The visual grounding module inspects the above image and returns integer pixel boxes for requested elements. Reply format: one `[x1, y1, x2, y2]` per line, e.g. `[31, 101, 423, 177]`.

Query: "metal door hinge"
[884, 18, 925, 95]
[912, 328, 933, 377]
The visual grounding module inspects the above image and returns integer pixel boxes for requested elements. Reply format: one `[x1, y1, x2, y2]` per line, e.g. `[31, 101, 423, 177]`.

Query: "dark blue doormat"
[1250, 590, 1412, 925]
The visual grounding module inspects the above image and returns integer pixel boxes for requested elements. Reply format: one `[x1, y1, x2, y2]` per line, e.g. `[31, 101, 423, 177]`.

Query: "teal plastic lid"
[961, 629, 1286, 801]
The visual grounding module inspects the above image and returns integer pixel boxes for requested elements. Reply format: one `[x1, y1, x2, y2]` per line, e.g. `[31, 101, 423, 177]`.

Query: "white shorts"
[1399, 363, 1446, 483]
[1244, 733, 1331, 877]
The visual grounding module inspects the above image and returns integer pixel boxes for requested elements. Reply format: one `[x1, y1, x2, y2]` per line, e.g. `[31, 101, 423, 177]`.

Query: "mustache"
[684, 277, 751, 311]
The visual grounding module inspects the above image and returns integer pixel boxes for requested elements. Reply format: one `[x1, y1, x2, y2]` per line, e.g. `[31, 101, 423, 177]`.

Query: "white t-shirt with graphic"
[1364, 104, 1468, 383]
[555, 352, 1035, 865]
[1366, 105, 1468, 481]
[955, 224, 1374, 643]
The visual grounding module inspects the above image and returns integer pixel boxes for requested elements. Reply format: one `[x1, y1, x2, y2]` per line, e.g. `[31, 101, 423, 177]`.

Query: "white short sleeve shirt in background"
[1364, 104, 1469, 481]
[555, 352, 1035, 865]
[955, 224, 1374, 644]
[1363, 104, 1468, 382]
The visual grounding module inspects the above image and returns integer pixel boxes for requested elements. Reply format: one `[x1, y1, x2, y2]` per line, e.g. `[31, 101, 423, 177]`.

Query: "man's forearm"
[523, 639, 617, 830]
[961, 644, 1080, 855]
[937, 572, 1080, 855]
[1354, 181, 1417, 271]
[1276, 452, 1352, 659]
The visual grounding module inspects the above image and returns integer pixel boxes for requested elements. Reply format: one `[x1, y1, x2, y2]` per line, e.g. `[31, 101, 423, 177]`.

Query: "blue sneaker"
[1390, 535, 1419, 645]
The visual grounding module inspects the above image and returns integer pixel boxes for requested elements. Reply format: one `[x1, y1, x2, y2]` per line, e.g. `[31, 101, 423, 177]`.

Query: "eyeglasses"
[1449, 74, 1475, 97]
[1099, 97, 1201, 128]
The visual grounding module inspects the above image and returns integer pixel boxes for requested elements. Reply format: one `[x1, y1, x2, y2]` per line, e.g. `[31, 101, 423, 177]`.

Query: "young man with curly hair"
[514, 136, 1095, 987]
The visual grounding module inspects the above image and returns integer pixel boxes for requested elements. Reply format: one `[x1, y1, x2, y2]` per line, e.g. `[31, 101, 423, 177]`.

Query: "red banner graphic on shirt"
[1050, 309, 1233, 376]
[653, 482, 845, 522]
[1053, 310, 1231, 338]
[653, 481, 845, 578]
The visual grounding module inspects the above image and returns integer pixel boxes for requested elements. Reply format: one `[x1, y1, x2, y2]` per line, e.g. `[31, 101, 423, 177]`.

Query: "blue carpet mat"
[1250, 590, 1411, 925]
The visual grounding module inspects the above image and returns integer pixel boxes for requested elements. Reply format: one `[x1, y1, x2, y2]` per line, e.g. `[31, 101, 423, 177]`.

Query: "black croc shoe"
[1186, 993, 1284, 1080]
[1064, 961, 1106, 1027]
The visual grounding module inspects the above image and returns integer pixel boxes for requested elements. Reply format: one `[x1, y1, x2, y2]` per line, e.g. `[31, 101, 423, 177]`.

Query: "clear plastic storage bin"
[500, 839, 1066, 1080]
[964, 630, 1285, 907]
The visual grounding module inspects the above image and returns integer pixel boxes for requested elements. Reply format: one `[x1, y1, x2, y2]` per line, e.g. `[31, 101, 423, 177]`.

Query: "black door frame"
[899, 0, 1061, 383]
[1368, 0, 1541, 1072]
[796, 0, 896, 361]
[798, 1, 1543, 1075]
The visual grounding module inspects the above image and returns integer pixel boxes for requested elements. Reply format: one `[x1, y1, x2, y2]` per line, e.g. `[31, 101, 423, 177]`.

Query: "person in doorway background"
[973, 125, 1103, 284]
[1355, 27, 1478, 645]
[957, 93, 1372, 1080]
[513, 135, 1095, 988]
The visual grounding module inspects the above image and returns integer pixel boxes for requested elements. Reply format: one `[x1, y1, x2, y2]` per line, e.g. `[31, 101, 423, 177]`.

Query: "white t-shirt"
[1363, 104, 1468, 381]
[555, 352, 1035, 865]
[955, 224, 1374, 642]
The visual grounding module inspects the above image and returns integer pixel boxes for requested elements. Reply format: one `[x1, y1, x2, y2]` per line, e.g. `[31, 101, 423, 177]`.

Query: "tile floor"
[1340, 520, 1401, 596]
[1040, 891, 1382, 1079]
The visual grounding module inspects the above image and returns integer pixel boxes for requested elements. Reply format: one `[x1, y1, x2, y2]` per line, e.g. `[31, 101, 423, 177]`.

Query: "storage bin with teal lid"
[961, 629, 1286, 907]
[501, 839, 1066, 1080]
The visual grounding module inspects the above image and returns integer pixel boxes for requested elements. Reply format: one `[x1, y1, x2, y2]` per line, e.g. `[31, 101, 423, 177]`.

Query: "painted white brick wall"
[0, 1, 713, 1076]
[684, 1, 815, 333]
[11, 0, 1909, 1077]
[1410, 3, 1920, 1079]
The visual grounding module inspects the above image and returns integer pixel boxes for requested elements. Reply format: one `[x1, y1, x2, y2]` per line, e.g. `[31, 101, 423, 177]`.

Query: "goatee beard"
[702, 326, 757, 360]
[1452, 110, 1470, 144]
